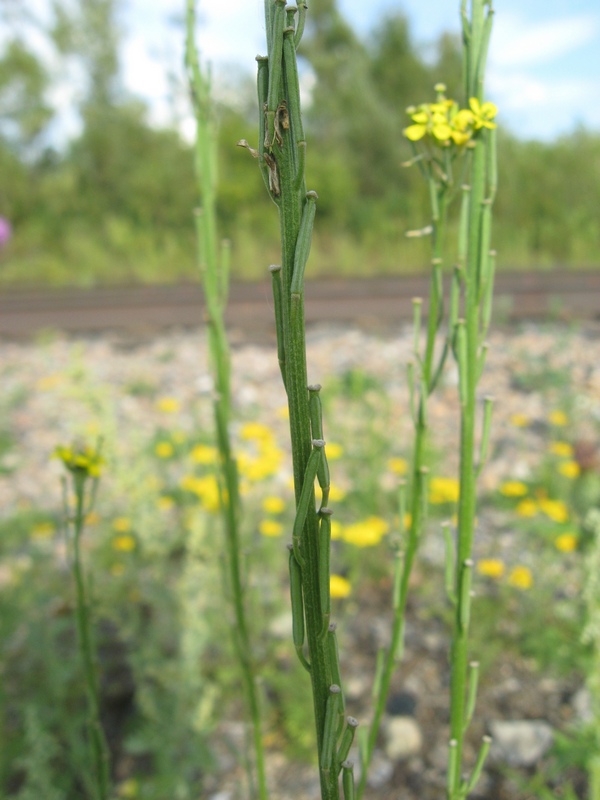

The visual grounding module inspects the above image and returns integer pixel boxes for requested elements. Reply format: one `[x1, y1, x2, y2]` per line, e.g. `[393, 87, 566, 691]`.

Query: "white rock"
[384, 716, 423, 761]
[488, 719, 553, 767]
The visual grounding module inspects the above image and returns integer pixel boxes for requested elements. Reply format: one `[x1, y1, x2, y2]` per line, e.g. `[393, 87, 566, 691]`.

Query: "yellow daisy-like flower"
[343, 516, 389, 548]
[262, 496, 286, 514]
[548, 410, 568, 426]
[190, 444, 218, 464]
[555, 533, 578, 553]
[515, 498, 538, 518]
[155, 441, 174, 459]
[509, 413, 529, 428]
[539, 498, 569, 523]
[549, 441, 573, 458]
[156, 396, 180, 414]
[53, 443, 104, 478]
[429, 476, 460, 504]
[113, 517, 133, 533]
[508, 565, 533, 590]
[477, 559, 505, 579]
[469, 97, 498, 130]
[326, 443, 344, 460]
[559, 461, 580, 479]
[388, 457, 409, 476]
[499, 481, 528, 498]
[259, 520, 283, 538]
[330, 574, 351, 599]
[112, 534, 136, 552]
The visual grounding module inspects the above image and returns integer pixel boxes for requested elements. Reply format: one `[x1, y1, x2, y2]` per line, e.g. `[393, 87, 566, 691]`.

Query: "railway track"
[1, 270, 599, 339]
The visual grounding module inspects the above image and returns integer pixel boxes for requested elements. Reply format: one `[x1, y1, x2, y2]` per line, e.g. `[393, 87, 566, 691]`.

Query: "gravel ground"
[2, 319, 600, 798]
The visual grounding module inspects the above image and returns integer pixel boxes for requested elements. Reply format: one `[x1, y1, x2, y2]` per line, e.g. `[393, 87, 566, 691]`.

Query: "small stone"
[384, 716, 423, 761]
[572, 686, 593, 724]
[488, 719, 554, 767]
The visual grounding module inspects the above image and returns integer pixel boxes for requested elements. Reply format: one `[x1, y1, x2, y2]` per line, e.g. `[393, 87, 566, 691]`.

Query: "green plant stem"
[186, 4, 268, 797]
[72, 476, 110, 800]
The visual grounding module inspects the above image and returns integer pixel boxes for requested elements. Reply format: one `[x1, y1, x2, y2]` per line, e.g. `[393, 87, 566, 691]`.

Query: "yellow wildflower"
[388, 457, 409, 476]
[499, 481, 528, 498]
[516, 498, 538, 518]
[53, 443, 104, 478]
[539, 498, 569, 523]
[259, 520, 283, 538]
[468, 97, 498, 130]
[182, 475, 221, 512]
[190, 444, 218, 464]
[477, 559, 505, 579]
[559, 461, 580, 479]
[330, 520, 344, 540]
[549, 441, 573, 458]
[112, 535, 136, 552]
[509, 413, 529, 428]
[330, 574, 351, 599]
[326, 443, 344, 460]
[343, 516, 389, 547]
[548, 410, 568, 426]
[113, 517, 132, 532]
[156, 396, 180, 414]
[155, 441, 174, 459]
[429, 476, 460, 504]
[508, 565, 533, 590]
[262, 496, 286, 514]
[240, 422, 273, 441]
[555, 533, 578, 553]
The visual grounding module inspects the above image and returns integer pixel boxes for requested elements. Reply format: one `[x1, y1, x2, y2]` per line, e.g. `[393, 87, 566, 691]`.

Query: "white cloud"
[490, 12, 600, 68]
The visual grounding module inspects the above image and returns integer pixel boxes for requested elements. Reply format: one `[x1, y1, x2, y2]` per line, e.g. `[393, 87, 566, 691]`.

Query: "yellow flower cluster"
[477, 559, 533, 590]
[404, 94, 497, 148]
[180, 474, 222, 512]
[342, 516, 389, 548]
[429, 477, 460, 504]
[237, 422, 284, 482]
[53, 444, 104, 478]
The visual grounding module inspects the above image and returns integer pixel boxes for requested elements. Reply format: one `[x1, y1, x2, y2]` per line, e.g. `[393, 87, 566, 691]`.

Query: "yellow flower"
[549, 441, 573, 458]
[155, 441, 174, 458]
[112, 535, 136, 552]
[343, 516, 389, 547]
[539, 498, 569, 523]
[509, 413, 529, 428]
[477, 559, 505, 579]
[555, 533, 578, 553]
[326, 443, 344, 460]
[388, 457, 409, 476]
[548, 410, 568, 426]
[262, 496, 286, 514]
[330, 574, 351, 599]
[515, 498, 538, 518]
[31, 522, 55, 540]
[110, 563, 126, 577]
[499, 481, 528, 498]
[157, 496, 175, 511]
[190, 444, 218, 464]
[53, 443, 104, 478]
[259, 520, 283, 537]
[113, 517, 132, 532]
[181, 474, 222, 512]
[240, 422, 273, 441]
[156, 396, 180, 414]
[330, 520, 343, 540]
[468, 97, 498, 130]
[429, 477, 460, 504]
[559, 461, 580, 479]
[508, 565, 533, 590]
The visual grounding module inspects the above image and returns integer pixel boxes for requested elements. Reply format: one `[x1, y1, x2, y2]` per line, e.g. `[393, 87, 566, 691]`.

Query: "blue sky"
[6, 0, 600, 142]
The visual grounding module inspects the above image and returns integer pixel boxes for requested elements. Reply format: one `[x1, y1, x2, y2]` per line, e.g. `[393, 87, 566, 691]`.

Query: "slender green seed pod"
[464, 660, 480, 730]
[487, 126, 498, 201]
[458, 184, 470, 268]
[337, 717, 359, 767]
[459, 559, 474, 631]
[269, 265, 287, 390]
[294, 1, 307, 47]
[255, 56, 272, 196]
[287, 544, 310, 672]
[282, 23, 304, 145]
[291, 191, 318, 296]
[291, 439, 323, 560]
[285, 3, 297, 27]
[265, 0, 286, 148]
[455, 320, 468, 408]
[327, 623, 342, 691]
[442, 521, 457, 605]
[463, 735, 492, 795]
[447, 739, 459, 798]
[478, 201, 492, 299]
[308, 384, 331, 502]
[419, 466, 429, 527]
[264, 0, 274, 53]
[294, 139, 307, 191]
[319, 508, 333, 636]
[341, 760, 355, 800]
[321, 685, 342, 770]
[397, 479, 407, 539]
[481, 250, 496, 341]
[477, 396, 494, 474]
[432, 259, 444, 329]
[412, 297, 422, 355]
[475, 5, 494, 101]
[407, 361, 417, 425]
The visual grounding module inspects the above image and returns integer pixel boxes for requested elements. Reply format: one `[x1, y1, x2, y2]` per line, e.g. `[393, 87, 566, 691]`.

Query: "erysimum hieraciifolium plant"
[54, 442, 110, 800]
[185, 2, 268, 797]
[240, 2, 356, 798]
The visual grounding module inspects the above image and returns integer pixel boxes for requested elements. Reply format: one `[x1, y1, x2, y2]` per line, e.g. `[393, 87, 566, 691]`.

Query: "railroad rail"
[1, 270, 599, 339]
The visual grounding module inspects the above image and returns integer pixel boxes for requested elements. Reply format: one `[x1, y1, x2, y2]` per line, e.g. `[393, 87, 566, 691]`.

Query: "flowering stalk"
[185, 4, 268, 797]
[55, 444, 110, 800]
[243, 3, 353, 797]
